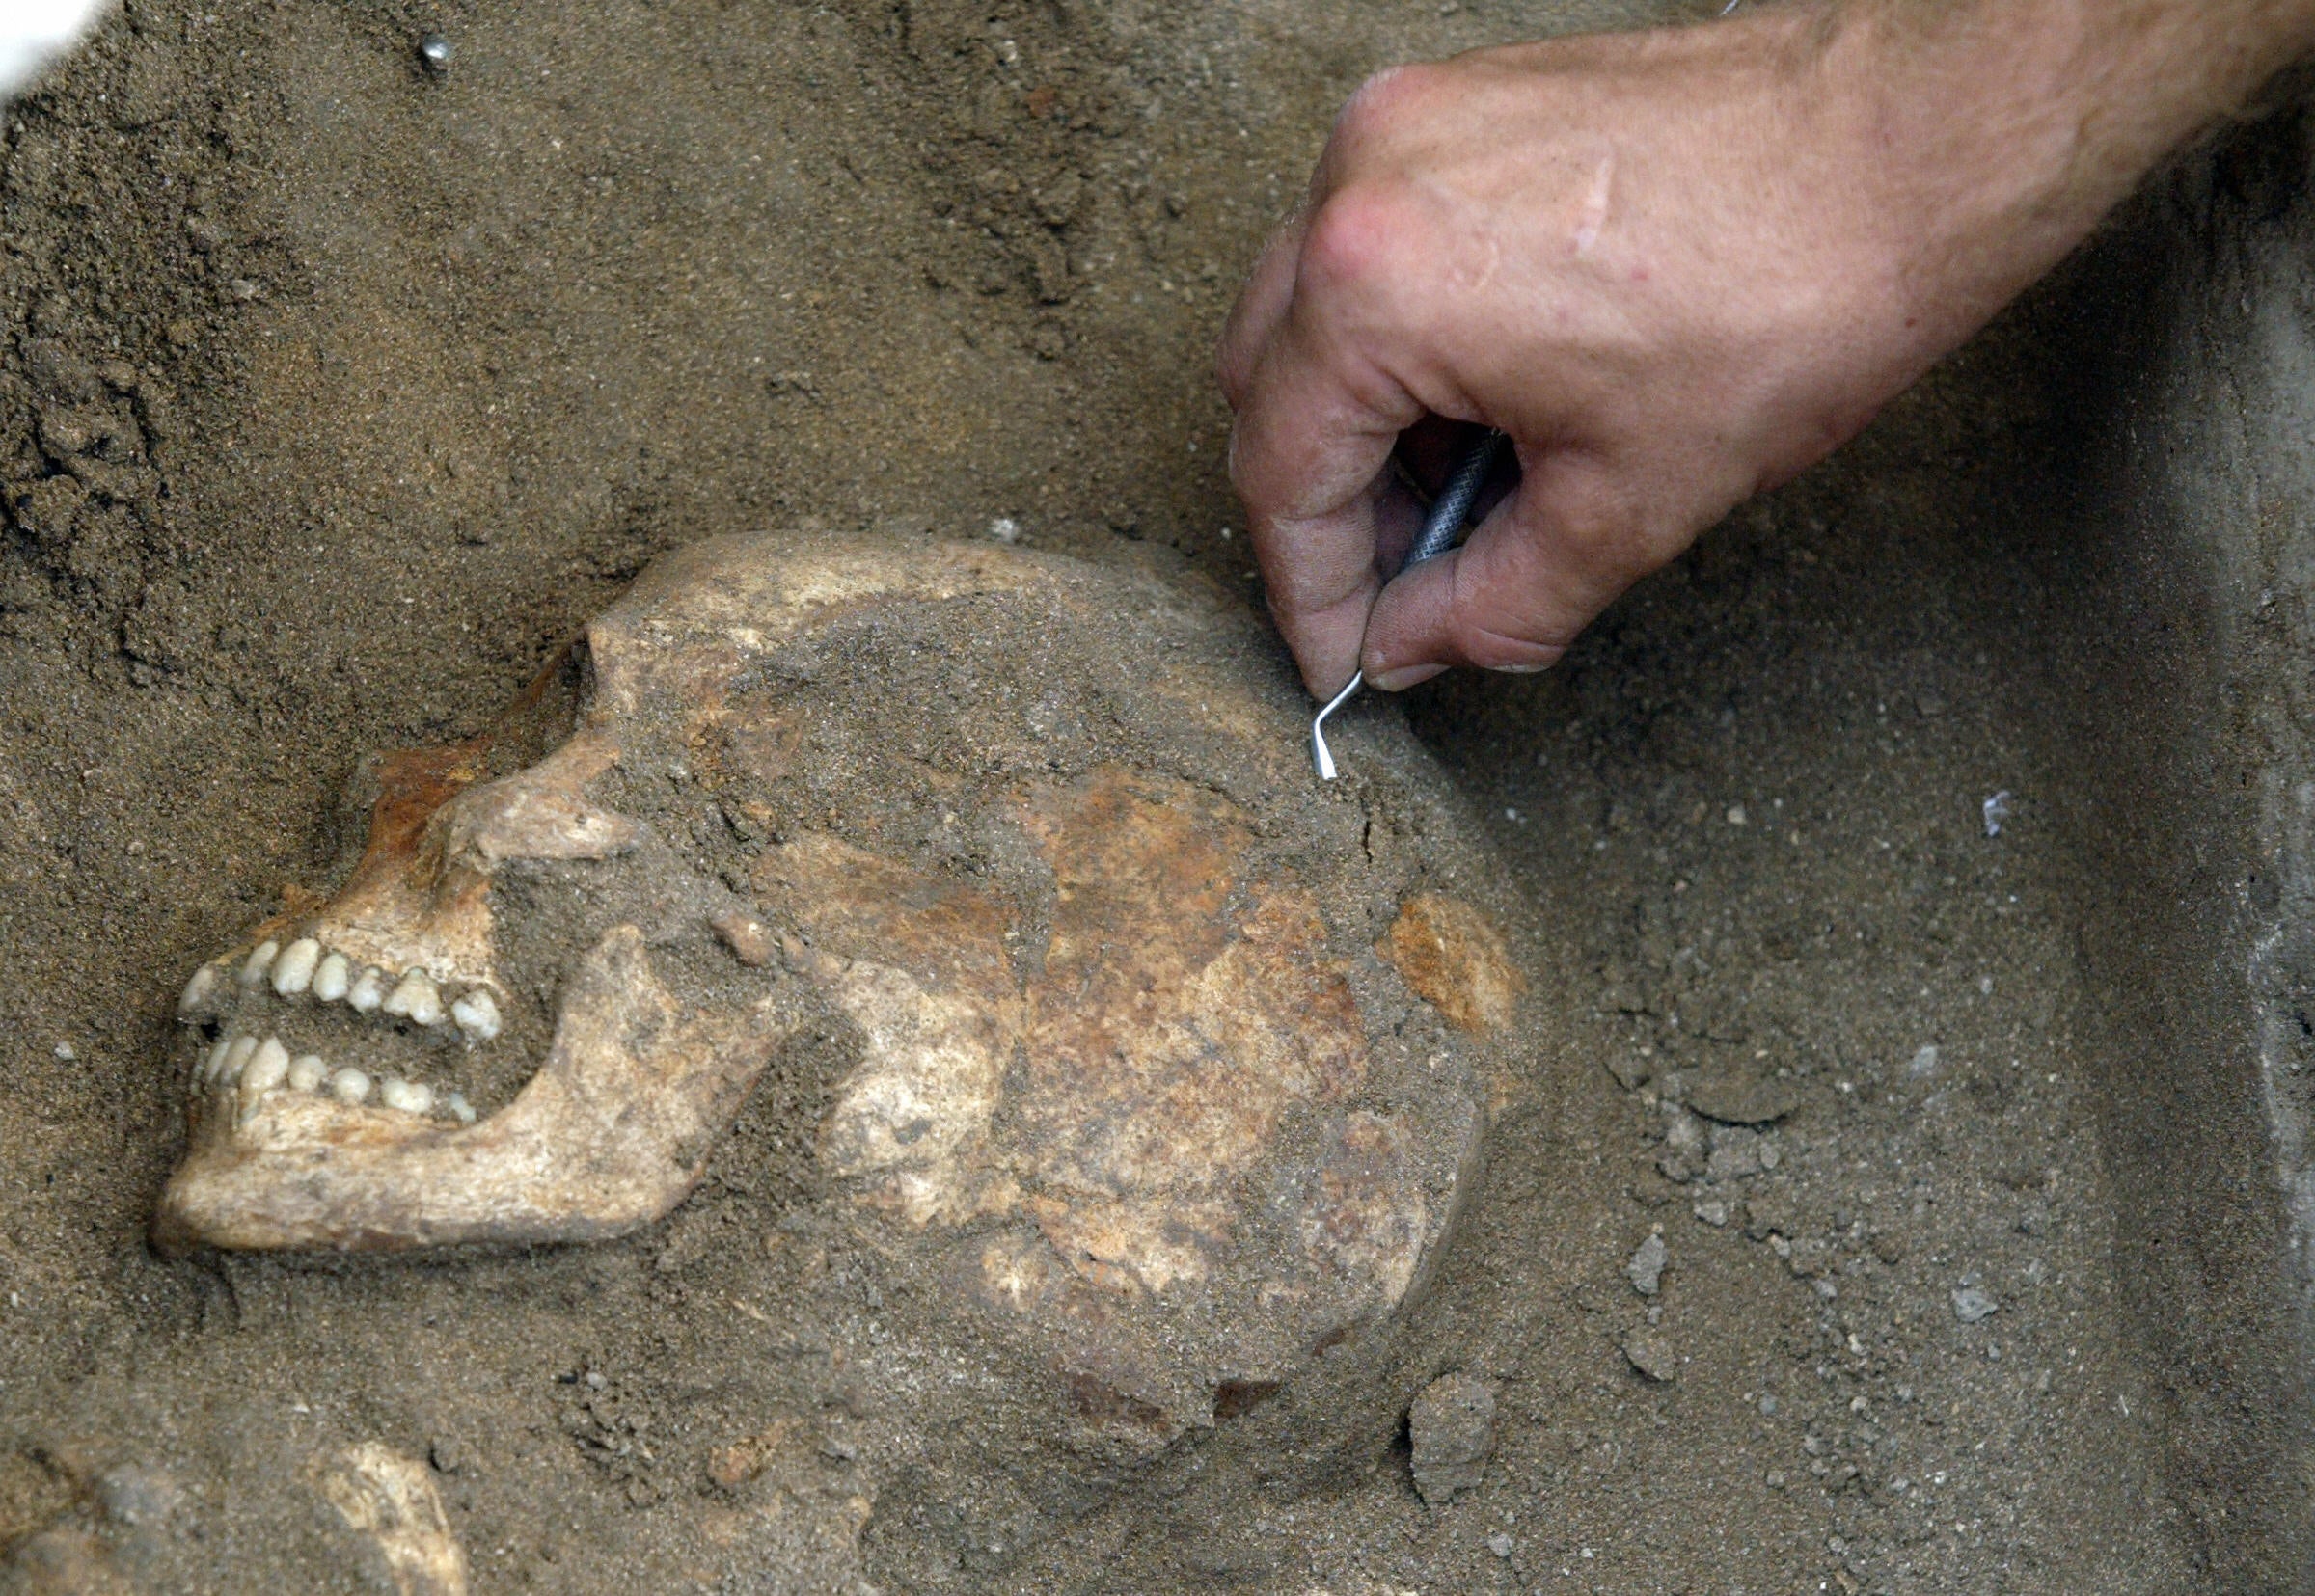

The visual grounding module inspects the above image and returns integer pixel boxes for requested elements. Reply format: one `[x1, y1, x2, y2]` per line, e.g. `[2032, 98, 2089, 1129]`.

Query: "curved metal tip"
[1310, 671, 1364, 781]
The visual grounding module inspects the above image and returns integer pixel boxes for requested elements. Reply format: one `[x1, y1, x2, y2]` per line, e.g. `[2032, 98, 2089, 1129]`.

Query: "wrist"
[1825, 0, 2315, 360]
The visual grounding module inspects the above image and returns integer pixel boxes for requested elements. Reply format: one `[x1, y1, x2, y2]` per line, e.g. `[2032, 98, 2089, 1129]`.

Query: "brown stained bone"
[155, 927, 796, 1251]
[1376, 891, 1524, 1033]
[313, 1444, 469, 1596]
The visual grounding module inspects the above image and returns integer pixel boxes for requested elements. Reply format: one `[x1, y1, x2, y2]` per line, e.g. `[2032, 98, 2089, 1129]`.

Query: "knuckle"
[1333, 63, 1440, 149]
[1296, 183, 1426, 302]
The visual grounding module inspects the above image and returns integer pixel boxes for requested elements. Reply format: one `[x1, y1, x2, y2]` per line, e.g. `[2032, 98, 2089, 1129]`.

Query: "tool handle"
[1401, 429, 1506, 571]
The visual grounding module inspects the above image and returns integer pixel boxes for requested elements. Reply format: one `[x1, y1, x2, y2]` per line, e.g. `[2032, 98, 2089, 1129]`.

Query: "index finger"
[1227, 261, 1428, 696]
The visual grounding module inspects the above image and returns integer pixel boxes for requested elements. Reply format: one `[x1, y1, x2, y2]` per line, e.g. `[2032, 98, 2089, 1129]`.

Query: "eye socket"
[485, 636, 594, 780]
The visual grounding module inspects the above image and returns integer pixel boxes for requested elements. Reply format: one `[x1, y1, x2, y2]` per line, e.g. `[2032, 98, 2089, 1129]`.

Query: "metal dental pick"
[1310, 427, 1507, 780]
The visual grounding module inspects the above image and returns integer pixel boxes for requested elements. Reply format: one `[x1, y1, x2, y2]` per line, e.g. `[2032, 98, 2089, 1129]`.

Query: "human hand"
[1218, 7, 2112, 696]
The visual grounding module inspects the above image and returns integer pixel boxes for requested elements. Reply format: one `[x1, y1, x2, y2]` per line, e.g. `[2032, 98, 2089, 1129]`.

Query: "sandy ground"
[0, 0, 2213, 1589]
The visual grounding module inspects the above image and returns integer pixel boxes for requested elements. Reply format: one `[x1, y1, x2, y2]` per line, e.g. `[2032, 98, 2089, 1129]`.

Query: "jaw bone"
[156, 925, 797, 1252]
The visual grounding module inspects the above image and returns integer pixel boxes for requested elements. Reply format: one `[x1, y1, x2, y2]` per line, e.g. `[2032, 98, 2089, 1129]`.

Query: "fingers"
[1217, 218, 1303, 409]
[1358, 450, 1670, 690]
[1229, 332, 1434, 694]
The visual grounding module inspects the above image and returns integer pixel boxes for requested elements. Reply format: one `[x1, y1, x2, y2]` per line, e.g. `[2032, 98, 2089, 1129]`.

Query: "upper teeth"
[449, 988, 501, 1042]
[347, 965, 387, 1013]
[187, 940, 501, 1039]
[177, 961, 230, 1022]
[239, 941, 281, 987]
[270, 938, 321, 996]
[382, 970, 445, 1027]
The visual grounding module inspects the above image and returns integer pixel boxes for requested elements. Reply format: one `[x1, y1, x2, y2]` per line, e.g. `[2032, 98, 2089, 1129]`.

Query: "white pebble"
[241, 1040, 289, 1095]
[346, 966, 387, 1014]
[383, 969, 445, 1027]
[328, 1067, 372, 1105]
[286, 1054, 328, 1092]
[449, 988, 502, 1042]
[269, 938, 321, 996]
[311, 952, 351, 1003]
[444, 1092, 477, 1125]
[238, 940, 281, 987]
[379, 1077, 434, 1115]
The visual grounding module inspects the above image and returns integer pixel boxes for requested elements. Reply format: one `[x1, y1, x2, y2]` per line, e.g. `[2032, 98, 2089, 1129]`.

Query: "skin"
[1220, 0, 2315, 697]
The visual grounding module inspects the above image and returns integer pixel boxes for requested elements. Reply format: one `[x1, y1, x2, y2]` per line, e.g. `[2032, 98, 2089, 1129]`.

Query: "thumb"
[1357, 449, 1670, 689]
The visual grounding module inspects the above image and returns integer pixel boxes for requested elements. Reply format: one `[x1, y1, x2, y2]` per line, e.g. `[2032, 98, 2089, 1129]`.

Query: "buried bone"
[153, 529, 1521, 1528]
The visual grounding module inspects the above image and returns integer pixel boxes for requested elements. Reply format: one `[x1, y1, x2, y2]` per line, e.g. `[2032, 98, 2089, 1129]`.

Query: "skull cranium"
[156, 527, 1519, 1480]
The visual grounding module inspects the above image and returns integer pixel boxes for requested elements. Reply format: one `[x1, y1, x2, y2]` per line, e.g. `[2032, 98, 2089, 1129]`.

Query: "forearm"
[1841, 0, 2315, 345]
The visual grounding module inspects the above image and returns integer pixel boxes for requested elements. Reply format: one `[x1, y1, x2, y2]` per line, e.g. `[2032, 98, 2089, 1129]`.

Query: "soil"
[0, 0, 2217, 1590]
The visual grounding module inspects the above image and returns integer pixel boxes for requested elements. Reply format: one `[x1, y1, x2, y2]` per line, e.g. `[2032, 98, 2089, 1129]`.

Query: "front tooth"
[270, 938, 321, 995]
[286, 1054, 328, 1092]
[238, 941, 281, 987]
[378, 1077, 435, 1115]
[346, 967, 387, 1014]
[449, 988, 502, 1042]
[383, 970, 445, 1027]
[444, 1092, 477, 1124]
[177, 963, 226, 1021]
[312, 952, 351, 1003]
[216, 1035, 259, 1085]
[241, 1040, 289, 1095]
[202, 1036, 236, 1083]
[328, 1067, 372, 1105]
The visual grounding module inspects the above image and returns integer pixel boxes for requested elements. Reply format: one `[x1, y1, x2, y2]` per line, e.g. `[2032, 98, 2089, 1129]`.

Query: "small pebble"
[1951, 1285, 2000, 1324]
[1485, 1532, 1513, 1559]
[1625, 1232, 1667, 1296]
[419, 32, 453, 70]
[1623, 1326, 1677, 1383]
[52, 1042, 75, 1061]
[1407, 1372, 1496, 1506]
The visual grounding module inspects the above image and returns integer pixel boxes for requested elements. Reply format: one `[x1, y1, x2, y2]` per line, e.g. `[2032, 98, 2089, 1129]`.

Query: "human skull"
[155, 528, 1520, 1477]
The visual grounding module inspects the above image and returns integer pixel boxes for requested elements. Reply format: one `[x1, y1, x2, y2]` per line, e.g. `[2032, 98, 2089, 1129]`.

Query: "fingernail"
[1487, 663, 1551, 675]
[1368, 663, 1448, 692]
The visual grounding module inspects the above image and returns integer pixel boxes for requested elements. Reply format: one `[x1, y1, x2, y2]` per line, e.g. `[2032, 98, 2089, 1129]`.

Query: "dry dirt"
[0, 0, 2220, 1590]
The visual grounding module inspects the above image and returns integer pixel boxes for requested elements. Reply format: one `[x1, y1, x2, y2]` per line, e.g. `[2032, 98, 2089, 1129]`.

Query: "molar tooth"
[241, 1041, 289, 1096]
[346, 966, 387, 1014]
[311, 952, 351, 1003]
[238, 940, 281, 987]
[269, 938, 321, 996]
[217, 1035, 259, 1085]
[327, 1067, 372, 1105]
[382, 969, 446, 1027]
[378, 1077, 435, 1116]
[449, 988, 502, 1042]
[444, 1092, 477, 1125]
[177, 963, 226, 1021]
[286, 1054, 328, 1092]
